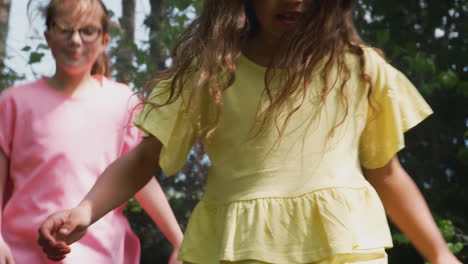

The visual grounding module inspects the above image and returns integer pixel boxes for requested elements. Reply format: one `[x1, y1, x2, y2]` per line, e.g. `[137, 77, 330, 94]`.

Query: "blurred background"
[0, 0, 466, 263]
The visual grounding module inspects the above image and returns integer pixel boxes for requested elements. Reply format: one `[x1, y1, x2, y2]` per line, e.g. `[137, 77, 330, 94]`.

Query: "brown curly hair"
[141, 0, 376, 140]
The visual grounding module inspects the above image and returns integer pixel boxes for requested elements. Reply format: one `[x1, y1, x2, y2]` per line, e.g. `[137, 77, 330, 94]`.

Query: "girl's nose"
[69, 30, 82, 44]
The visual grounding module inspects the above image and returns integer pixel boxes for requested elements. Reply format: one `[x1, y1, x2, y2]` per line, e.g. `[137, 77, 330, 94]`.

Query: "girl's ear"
[44, 31, 50, 44]
[102, 33, 110, 47]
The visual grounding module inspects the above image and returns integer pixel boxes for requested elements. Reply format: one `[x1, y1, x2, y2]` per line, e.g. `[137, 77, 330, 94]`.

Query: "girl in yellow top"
[38, 0, 462, 263]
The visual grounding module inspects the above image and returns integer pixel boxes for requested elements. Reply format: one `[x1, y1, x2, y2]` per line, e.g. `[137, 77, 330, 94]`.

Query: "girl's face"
[44, 6, 109, 75]
[252, 0, 306, 41]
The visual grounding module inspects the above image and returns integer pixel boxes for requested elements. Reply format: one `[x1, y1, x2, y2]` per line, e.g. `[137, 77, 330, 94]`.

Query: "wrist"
[0, 236, 10, 248]
[429, 249, 460, 264]
[170, 236, 183, 249]
[75, 200, 94, 225]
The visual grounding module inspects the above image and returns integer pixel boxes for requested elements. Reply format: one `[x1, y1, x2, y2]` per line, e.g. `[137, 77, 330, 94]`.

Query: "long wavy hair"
[141, 0, 376, 140]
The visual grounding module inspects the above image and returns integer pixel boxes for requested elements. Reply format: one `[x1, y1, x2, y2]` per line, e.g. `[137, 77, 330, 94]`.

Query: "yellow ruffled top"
[134, 47, 433, 264]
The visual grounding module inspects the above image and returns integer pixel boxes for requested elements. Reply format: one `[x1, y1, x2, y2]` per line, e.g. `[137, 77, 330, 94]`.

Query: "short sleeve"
[359, 49, 433, 169]
[0, 90, 16, 157]
[120, 94, 143, 156]
[133, 81, 197, 176]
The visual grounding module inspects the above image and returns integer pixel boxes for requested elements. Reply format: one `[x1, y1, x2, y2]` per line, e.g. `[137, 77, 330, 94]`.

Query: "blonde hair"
[29, 0, 111, 76]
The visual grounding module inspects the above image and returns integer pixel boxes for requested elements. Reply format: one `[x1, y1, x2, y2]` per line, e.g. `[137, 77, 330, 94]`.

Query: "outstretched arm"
[38, 136, 163, 260]
[363, 155, 461, 264]
[79, 135, 162, 225]
[135, 179, 183, 264]
[0, 149, 15, 264]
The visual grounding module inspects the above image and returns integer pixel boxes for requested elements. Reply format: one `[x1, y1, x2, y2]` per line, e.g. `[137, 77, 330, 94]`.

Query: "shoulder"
[358, 47, 420, 102]
[95, 76, 142, 112]
[0, 78, 46, 103]
[359, 46, 400, 78]
[342, 46, 389, 78]
[97, 75, 140, 101]
[361, 46, 387, 64]
[343, 46, 403, 90]
[99, 75, 133, 95]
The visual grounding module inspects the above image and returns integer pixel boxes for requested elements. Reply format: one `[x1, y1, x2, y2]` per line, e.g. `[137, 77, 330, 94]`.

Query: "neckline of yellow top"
[239, 53, 267, 72]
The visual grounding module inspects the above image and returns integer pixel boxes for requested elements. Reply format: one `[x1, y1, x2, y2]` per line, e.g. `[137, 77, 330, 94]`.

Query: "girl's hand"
[37, 206, 91, 261]
[168, 246, 182, 264]
[0, 237, 15, 264]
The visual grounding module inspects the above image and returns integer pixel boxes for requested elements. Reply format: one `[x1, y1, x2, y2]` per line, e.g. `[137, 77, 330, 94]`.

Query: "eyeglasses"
[50, 21, 102, 43]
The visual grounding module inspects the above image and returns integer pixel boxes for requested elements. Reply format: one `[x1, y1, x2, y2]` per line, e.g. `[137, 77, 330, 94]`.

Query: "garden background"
[0, 0, 466, 263]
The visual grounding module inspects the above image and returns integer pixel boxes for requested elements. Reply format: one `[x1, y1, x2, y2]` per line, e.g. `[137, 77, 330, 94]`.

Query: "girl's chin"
[58, 65, 92, 75]
[57, 61, 93, 74]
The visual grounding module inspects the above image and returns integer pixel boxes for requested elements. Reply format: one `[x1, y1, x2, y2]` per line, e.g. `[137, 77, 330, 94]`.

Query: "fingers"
[38, 211, 69, 246]
[7, 257, 15, 264]
[0, 238, 15, 264]
[37, 211, 73, 261]
[41, 241, 71, 262]
[40, 239, 71, 261]
[4, 253, 16, 264]
[57, 217, 77, 238]
[0, 251, 16, 264]
[55, 208, 90, 246]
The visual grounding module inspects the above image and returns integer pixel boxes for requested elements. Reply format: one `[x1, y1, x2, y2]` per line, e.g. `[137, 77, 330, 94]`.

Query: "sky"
[5, 0, 151, 83]
[5, 1, 455, 84]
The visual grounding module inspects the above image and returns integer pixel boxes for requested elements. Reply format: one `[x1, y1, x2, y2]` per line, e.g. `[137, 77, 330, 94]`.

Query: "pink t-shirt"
[0, 76, 141, 264]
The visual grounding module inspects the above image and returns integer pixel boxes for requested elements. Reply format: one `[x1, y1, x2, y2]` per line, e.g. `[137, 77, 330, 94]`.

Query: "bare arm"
[135, 180, 183, 247]
[88, 135, 183, 263]
[135, 180, 183, 264]
[38, 136, 164, 260]
[0, 149, 15, 263]
[79, 136, 162, 225]
[0, 149, 6, 227]
[363, 155, 461, 264]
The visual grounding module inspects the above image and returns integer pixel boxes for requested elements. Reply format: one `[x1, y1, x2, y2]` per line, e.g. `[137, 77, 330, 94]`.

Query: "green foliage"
[110, 0, 202, 90]
[2, 0, 466, 263]
[28, 52, 45, 64]
[26, 44, 49, 65]
[391, 218, 468, 264]
[126, 198, 144, 213]
[2, 43, 52, 83]
[119, 2, 205, 262]
[125, 144, 208, 263]
[438, 219, 465, 254]
[0, 64, 25, 91]
[356, 0, 468, 263]
[457, 81, 468, 98]
[438, 70, 458, 90]
[422, 219, 467, 264]
[392, 232, 411, 245]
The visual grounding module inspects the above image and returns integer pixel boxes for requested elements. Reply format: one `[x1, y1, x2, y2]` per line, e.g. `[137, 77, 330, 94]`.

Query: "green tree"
[120, 1, 205, 263]
[0, 0, 10, 70]
[114, 0, 136, 84]
[0, 0, 13, 90]
[2, 0, 465, 263]
[355, 0, 468, 263]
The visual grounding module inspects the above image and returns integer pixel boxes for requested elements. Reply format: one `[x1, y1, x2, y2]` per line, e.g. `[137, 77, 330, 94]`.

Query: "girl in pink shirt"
[0, 0, 183, 263]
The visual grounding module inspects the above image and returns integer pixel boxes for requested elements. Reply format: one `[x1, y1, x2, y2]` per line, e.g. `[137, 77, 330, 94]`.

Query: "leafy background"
[0, 0, 466, 263]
